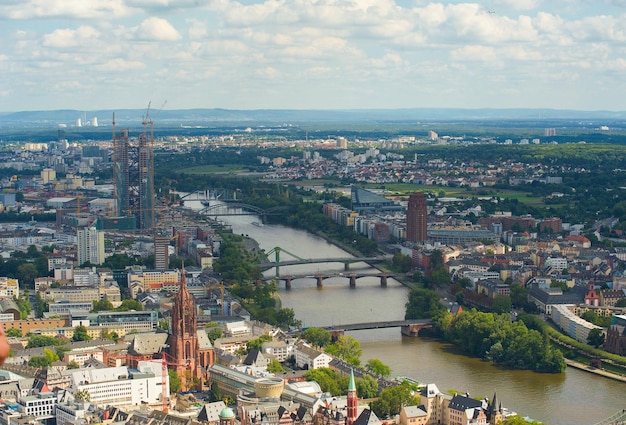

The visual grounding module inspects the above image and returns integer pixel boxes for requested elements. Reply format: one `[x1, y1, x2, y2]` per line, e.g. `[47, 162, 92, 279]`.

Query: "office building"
[406, 192, 427, 242]
[154, 234, 170, 270]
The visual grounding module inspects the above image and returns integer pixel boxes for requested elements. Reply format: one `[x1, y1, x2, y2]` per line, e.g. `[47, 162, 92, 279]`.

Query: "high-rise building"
[138, 130, 155, 230]
[154, 234, 170, 270]
[112, 113, 155, 231]
[406, 191, 427, 242]
[77, 227, 105, 265]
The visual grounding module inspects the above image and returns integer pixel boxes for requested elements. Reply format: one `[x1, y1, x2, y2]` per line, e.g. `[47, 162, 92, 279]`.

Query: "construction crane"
[125, 351, 189, 413]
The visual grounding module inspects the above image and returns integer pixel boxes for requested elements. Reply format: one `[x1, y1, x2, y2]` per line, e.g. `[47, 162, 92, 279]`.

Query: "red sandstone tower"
[167, 266, 216, 390]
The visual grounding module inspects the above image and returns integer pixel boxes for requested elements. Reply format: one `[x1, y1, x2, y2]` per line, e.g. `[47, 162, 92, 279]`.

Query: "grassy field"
[179, 165, 254, 174]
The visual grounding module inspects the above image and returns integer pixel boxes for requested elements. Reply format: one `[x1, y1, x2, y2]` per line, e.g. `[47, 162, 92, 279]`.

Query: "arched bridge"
[259, 246, 391, 277]
[265, 272, 401, 288]
[199, 203, 288, 223]
[316, 319, 433, 339]
[178, 189, 238, 201]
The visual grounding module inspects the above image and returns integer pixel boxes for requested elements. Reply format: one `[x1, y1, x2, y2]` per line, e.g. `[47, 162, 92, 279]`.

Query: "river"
[187, 201, 625, 425]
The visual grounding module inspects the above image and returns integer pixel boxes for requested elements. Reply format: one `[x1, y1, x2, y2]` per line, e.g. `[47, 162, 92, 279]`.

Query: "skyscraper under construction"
[112, 113, 155, 231]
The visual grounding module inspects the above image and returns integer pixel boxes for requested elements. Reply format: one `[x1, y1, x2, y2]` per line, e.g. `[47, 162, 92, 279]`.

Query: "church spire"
[346, 369, 357, 425]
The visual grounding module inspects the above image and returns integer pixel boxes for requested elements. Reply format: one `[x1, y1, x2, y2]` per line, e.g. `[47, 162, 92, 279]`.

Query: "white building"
[551, 304, 602, 343]
[55, 400, 89, 425]
[294, 342, 333, 369]
[17, 392, 57, 421]
[545, 257, 568, 271]
[0, 277, 19, 298]
[69, 360, 168, 408]
[77, 227, 105, 266]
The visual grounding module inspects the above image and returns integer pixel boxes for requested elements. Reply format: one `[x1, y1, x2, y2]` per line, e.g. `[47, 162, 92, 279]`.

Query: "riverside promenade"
[565, 359, 626, 383]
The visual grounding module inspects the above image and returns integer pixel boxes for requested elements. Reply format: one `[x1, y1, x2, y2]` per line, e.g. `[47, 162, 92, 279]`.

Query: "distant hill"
[2, 107, 626, 128]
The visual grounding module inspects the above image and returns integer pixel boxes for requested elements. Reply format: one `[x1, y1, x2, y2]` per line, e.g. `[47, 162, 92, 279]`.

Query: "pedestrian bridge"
[594, 409, 626, 425]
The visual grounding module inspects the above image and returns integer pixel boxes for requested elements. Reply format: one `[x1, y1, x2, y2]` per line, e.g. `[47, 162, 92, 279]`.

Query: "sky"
[1, 0, 626, 112]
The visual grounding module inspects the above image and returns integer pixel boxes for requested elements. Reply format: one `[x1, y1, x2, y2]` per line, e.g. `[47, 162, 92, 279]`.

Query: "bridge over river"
[314, 319, 433, 339]
[264, 271, 402, 288]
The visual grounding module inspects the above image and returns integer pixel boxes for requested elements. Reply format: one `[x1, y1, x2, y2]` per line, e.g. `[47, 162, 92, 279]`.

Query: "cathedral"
[167, 266, 215, 391]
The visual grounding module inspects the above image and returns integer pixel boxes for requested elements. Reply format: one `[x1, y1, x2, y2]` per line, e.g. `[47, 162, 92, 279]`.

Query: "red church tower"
[346, 369, 358, 425]
[168, 266, 215, 391]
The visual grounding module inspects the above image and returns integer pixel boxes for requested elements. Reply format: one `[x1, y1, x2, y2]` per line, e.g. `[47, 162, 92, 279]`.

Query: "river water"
[187, 201, 625, 425]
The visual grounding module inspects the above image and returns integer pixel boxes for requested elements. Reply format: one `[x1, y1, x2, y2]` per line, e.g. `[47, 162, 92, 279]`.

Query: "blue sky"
[1, 0, 626, 112]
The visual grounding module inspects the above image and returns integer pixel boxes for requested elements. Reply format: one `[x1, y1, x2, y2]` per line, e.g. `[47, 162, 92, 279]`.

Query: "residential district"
[0, 126, 626, 425]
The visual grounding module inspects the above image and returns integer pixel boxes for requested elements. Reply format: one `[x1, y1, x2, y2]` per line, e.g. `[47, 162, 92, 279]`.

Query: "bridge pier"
[344, 262, 350, 272]
[349, 274, 357, 288]
[380, 275, 388, 287]
[284, 276, 292, 290]
[316, 275, 324, 287]
[401, 324, 431, 337]
[329, 330, 344, 342]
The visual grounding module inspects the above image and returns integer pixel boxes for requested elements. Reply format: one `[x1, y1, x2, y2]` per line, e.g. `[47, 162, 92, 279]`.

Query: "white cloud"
[450, 45, 498, 62]
[0, 0, 131, 19]
[42, 26, 100, 48]
[493, 0, 538, 11]
[100, 58, 146, 71]
[133, 17, 182, 41]
[2, 0, 626, 110]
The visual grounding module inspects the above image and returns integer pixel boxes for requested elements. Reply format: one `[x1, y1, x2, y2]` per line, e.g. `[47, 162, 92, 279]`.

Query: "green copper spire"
[348, 368, 356, 391]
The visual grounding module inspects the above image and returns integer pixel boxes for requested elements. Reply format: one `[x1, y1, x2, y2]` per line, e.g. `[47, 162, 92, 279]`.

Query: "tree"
[92, 299, 114, 312]
[28, 356, 50, 368]
[405, 288, 445, 320]
[72, 325, 91, 342]
[391, 253, 412, 273]
[27, 334, 64, 348]
[15, 293, 31, 320]
[492, 295, 512, 314]
[365, 359, 391, 378]
[247, 335, 272, 352]
[615, 298, 626, 308]
[205, 324, 222, 343]
[74, 389, 91, 402]
[356, 375, 378, 399]
[502, 415, 544, 425]
[210, 381, 222, 402]
[5, 328, 21, 337]
[302, 327, 332, 348]
[116, 299, 143, 311]
[370, 383, 419, 418]
[169, 369, 182, 393]
[325, 335, 362, 366]
[68, 360, 80, 369]
[44, 348, 59, 364]
[266, 358, 285, 373]
[304, 368, 346, 395]
[276, 308, 302, 329]
[17, 263, 38, 287]
[587, 328, 605, 348]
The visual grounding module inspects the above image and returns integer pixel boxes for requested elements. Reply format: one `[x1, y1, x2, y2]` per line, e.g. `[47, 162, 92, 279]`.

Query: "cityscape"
[3, 1, 626, 425]
[0, 110, 625, 425]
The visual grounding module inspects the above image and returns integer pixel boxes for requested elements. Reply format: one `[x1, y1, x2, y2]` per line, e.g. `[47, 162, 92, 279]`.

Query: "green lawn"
[179, 165, 252, 174]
